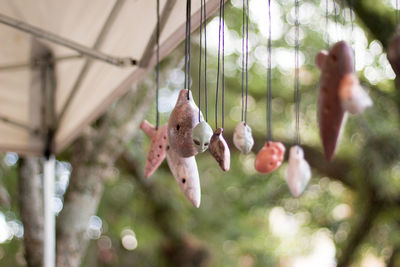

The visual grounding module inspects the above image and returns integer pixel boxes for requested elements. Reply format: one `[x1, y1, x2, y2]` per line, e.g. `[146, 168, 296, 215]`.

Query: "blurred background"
[1, 0, 400, 266]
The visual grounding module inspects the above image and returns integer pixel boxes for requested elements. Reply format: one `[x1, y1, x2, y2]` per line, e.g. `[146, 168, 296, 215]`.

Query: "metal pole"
[44, 155, 55, 267]
[0, 13, 137, 67]
[0, 54, 81, 71]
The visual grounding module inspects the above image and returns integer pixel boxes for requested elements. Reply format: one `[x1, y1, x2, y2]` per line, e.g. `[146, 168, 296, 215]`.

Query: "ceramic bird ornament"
[168, 89, 203, 158]
[233, 121, 254, 154]
[285, 146, 311, 197]
[209, 128, 230, 171]
[338, 74, 373, 114]
[166, 141, 201, 208]
[140, 120, 168, 178]
[255, 141, 285, 174]
[316, 41, 354, 161]
[192, 121, 213, 153]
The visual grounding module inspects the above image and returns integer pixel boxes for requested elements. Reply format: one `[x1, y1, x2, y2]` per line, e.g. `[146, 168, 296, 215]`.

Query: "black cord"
[326, 0, 329, 49]
[244, 0, 249, 124]
[215, 0, 223, 129]
[184, 0, 191, 99]
[241, 0, 245, 122]
[294, 0, 300, 145]
[397, 0, 399, 26]
[333, 0, 338, 42]
[267, 0, 272, 141]
[204, 0, 208, 122]
[198, 0, 203, 123]
[155, 0, 160, 129]
[222, 0, 225, 129]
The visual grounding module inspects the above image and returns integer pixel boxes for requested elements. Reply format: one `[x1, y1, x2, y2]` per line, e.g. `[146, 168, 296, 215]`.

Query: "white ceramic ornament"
[339, 74, 373, 115]
[166, 141, 201, 208]
[285, 146, 311, 197]
[192, 121, 213, 153]
[233, 121, 254, 154]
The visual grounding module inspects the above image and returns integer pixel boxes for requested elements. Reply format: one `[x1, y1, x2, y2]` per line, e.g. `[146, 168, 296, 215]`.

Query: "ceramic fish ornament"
[166, 141, 201, 208]
[316, 41, 354, 161]
[285, 146, 311, 197]
[255, 142, 285, 174]
[233, 121, 254, 154]
[339, 74, 373, 114]
[140, 120, 168, 178]
[209, 128, 230, 171]
[168, 89, 203, 158]
[387, 31, 400, 78]
[192, 121, 213, 153]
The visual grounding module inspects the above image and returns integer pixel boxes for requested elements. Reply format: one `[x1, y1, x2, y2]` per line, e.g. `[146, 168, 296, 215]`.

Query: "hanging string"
[203, 0, 208, 122]
[349, 0, 356, 70]
[155, 0, 160, 129]
[244, 0, 249, 124]
[215, 0, 223, 129]
[396, 0, 399, 26]
[184, 0, 192, 99]
[222, 0, 225, 128]
[241, 0, 245, 122]
[325, 0, 329, 49]
[294, 0, 300, 145]
[198, 0, 203, 122]
[333, 0, 339, 42]
[266, 0, 272, 141]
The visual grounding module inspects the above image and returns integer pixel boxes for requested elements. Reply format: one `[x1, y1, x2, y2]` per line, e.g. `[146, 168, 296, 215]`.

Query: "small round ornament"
[254, 142, 285, 174]
[192, 121, 213, 153]
[233, 121, 254, 154]
[209, 128, 230, 171]
[285, 146, 311, 197]
[339, 74, 372, 115]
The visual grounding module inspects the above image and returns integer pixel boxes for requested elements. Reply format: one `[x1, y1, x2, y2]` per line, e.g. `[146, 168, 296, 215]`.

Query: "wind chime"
[255, 0, 285, 174]
[285, 0, 311, 197]
[316, 0, 372, 161]
[233, 0, 255, 155]
[209, 0, 231, 172]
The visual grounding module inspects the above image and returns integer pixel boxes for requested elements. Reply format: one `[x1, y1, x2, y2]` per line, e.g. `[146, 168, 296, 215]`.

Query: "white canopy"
[0, 0, 221, 156]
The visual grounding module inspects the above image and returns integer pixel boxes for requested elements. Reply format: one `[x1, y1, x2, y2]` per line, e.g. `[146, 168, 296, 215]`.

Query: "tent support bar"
[57, 0, 127, 127]
[0, 54, 82, 71]
[0, 115, 38, 134]
[43, 155, 55, 267]
[0, 13, 137, 67]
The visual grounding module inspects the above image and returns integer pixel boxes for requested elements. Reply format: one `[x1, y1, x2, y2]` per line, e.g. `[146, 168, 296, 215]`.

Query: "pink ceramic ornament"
[316, 41, 354, 161]
[140, 120, 168, 178]
[209, 128, 230, 171]
[166, 141, 201, 208]
[285, 146, 311, 197]
[338, 74, 372, 114]
[168, 89, 203, 158]
[254, 142, 285, 174]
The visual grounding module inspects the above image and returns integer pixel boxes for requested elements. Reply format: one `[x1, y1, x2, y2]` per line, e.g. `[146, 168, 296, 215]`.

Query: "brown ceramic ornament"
[209, 128, 230, 171]
[255, 142, 285, 174]
[140, 120, 168, 178]
[388, 31, 400, 78]
[168, 89, 203, 158]
[316, 41, 354, 161]
[166, 141, 201, 208]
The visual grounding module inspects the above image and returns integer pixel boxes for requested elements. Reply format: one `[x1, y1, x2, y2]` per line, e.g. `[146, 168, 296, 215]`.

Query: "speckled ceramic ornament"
[168, 89, 203, 158]
[255, 141, 285, 174]
[209, 128, 230, 171]
[140, 120, 168, 178]
[192, 121, 213, 153]
[388, 31, 400, 78]
[233, 121, 254, 154]
[316, 41, 353, 161]
[285, 146, 311, 197]
[339, 74, 372, 114]
[166, 141, 201, 208]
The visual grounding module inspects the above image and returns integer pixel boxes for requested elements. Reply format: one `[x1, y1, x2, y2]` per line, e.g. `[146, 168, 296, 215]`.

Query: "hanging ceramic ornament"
[166, 141, 201, 208]
[338, 73, 372, 114]
[388, 30, 400, 78]
[316, 41, 354, 161]
[168, 89, 203, 158]
[209, 128, 230, 171]
[140, 120, 168, 178]
[285, 146, 311, 197]
[255, 142, 285, 174]
[192, 121, 213, 153]
[233, 122, 254, 154]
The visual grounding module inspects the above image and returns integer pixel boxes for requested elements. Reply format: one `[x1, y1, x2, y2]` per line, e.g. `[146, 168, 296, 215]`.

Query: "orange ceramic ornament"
[168, 89, 203, 158]
[140, 120, 168, 178]
[255, 142, 285, 174]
